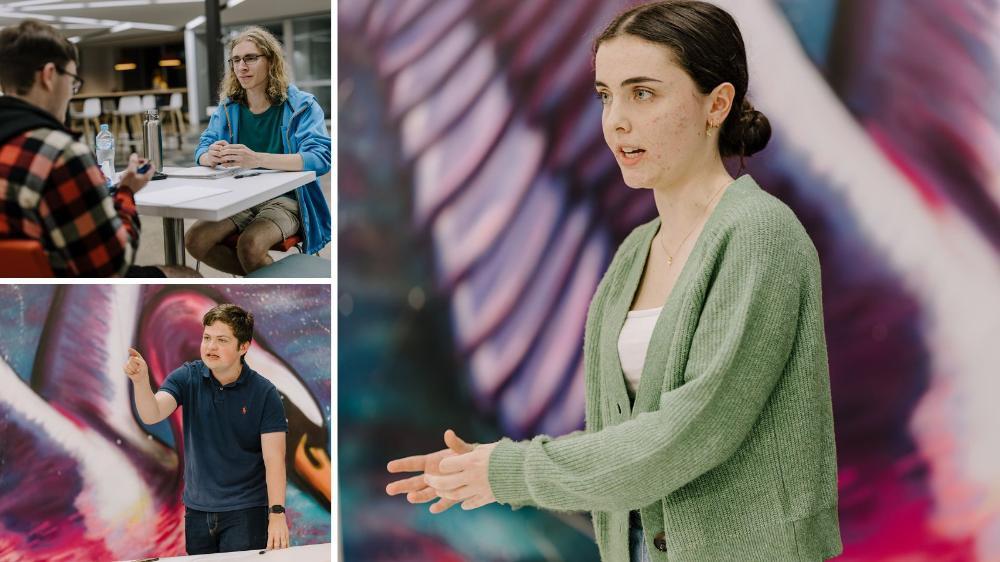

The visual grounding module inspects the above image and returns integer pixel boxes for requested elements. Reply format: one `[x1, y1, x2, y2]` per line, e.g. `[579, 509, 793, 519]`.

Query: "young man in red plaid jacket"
[0, 20, 196, 277]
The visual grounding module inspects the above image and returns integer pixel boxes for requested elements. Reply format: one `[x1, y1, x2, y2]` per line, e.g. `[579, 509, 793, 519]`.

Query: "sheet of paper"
[135, 185, 231, 206]
[161, 166, 242, 178]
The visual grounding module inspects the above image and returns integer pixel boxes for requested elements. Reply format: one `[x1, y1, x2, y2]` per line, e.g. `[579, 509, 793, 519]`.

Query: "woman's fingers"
[406, 487, 438, 504]
[385, 474, 426, 495]
[443, 429, 473, 454]
[429, 498, 459, 514]
[461, 496, 489, 511]
[425, 472, 465, 493]
[434, 484, 472, 502]
[386, 454, 427, 473]
[438, 452, 474, 474]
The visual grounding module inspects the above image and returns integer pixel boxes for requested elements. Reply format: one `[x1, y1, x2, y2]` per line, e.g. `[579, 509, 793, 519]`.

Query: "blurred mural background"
[0, 284, 332, 561]
[339, 0, 1000, 560]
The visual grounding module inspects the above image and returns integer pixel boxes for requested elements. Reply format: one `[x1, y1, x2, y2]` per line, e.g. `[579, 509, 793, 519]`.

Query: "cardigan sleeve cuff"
[488, 437, 533, 508]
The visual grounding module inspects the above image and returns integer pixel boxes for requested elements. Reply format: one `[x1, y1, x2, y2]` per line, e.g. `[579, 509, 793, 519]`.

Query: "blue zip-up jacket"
[195, 84, 331, 254]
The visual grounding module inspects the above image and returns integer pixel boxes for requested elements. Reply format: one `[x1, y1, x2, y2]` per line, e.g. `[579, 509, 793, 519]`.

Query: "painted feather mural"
[338, 0, 1000, 559]
[0, 285, 331, 561]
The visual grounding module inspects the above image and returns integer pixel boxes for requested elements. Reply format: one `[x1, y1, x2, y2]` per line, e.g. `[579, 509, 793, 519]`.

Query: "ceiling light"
[159, 58, 182, 67]
[88, 1, 152, 7]
[6, 0, 66, 8]
[58, 16, 103, 25]
[114, 62, 137, 71]
[0, 11, 57, 21]
[185, 15, 205, 30]
[128, 22, 178, 31]
[18, 3, 85, 10]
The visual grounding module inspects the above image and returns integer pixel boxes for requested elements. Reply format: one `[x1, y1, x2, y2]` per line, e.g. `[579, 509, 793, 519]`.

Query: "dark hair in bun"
[595, 0, 771, 158]
[720, 98, 771, 158]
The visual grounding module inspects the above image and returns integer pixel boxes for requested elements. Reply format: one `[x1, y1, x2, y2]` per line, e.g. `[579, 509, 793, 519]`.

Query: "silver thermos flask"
[142, 109, 166, 180]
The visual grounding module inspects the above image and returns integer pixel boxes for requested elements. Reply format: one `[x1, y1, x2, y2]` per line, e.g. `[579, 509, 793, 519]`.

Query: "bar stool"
[69, 98, 102, 149]
[112, 95, 144, 152]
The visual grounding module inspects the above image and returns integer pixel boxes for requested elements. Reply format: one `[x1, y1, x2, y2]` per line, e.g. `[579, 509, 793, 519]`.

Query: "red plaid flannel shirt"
[0, 127, 141, 276]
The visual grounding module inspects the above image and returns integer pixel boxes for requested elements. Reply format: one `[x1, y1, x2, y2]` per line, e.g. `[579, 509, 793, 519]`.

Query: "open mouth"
[206, 354, 220, 360]
[619, 146, 646, 163]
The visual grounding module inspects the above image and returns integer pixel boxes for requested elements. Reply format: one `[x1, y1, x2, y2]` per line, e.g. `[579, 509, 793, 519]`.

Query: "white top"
[618, 306, 663, 394]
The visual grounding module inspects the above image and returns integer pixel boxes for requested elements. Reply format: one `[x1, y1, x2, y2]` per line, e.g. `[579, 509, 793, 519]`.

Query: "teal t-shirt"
[238, 103, 294, 200]
[238, 102, 283, 154]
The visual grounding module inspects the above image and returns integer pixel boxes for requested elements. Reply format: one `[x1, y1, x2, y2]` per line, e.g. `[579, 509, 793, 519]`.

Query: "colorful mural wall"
[339, 0, 1000, 560]
[0, 284, 332, 561]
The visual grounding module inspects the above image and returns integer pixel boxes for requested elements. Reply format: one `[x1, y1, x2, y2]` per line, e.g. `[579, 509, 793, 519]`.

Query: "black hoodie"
[0, 95, 81, 146]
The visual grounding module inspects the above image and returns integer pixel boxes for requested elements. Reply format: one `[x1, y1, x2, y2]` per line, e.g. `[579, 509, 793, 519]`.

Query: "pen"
[234, 171, 262, 179]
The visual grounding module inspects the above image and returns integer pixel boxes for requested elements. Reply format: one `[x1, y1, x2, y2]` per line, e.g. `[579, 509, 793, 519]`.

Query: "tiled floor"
[108, 128, 332, 277]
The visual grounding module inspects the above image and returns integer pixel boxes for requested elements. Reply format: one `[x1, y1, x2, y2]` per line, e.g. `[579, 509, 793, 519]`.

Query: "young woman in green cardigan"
[387, 2, 843, 560]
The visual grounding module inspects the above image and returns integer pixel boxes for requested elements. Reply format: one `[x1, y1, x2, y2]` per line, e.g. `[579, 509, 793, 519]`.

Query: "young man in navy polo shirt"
[124, 304, 290, 553]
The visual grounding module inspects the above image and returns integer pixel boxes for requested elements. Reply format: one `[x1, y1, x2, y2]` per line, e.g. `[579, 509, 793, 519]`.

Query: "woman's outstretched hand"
[425, 441, 499, 511]
[386, 429, 474, 513]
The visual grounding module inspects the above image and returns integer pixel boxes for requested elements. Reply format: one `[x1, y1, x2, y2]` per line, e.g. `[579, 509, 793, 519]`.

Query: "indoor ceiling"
[0, 0, 329, 44]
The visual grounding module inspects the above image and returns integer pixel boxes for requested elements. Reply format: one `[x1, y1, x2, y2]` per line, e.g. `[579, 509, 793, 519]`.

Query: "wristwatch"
[269, 505, 285, 514]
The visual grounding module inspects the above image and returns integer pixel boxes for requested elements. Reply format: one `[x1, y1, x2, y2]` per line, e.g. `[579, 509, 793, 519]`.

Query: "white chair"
[69, 98, 102, 149]
[112, 95, 144, 151]
[160, 91, 187, 141]
[141, 94, 157, 112]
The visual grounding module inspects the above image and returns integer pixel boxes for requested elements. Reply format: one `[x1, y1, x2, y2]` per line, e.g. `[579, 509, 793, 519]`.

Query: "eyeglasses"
[229, 54, 266, 68]
[53, 66, 84, 94]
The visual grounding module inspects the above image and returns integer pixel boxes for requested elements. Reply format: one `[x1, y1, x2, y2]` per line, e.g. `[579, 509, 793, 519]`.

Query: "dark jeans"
[184, 506, 269, 554]
[630, 511, 652, 562]
[125, 265, 166, 277]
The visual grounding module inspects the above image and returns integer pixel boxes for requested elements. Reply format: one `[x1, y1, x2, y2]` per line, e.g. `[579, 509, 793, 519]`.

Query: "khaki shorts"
[229, 196, 300, 240]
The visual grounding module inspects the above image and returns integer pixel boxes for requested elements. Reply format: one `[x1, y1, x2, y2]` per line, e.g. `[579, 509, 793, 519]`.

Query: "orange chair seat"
[222, 232, 303, 253]
[0, 239, 54, 277]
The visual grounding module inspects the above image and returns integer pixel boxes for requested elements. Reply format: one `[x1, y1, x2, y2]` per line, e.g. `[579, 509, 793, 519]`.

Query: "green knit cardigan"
[488, 175, 842, 561]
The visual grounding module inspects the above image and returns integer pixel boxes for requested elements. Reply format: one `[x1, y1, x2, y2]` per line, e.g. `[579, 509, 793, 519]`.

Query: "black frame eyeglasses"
[229, 54, 266, 68]
[46, 65, 84, 94]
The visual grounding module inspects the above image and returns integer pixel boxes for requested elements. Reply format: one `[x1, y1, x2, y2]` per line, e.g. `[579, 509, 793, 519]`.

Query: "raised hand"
[386, 429, 473, 514]
[123, 347, 149, 384]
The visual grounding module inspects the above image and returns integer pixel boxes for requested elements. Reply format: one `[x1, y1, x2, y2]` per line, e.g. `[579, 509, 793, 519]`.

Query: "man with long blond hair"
[187, 26, 331, 275]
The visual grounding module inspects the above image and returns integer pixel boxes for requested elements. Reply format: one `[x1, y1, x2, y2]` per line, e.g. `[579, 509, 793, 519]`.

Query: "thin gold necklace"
[658, 181, 729, 267]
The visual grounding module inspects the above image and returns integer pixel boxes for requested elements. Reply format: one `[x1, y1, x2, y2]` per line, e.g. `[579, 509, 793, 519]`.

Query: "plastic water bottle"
[95, 124, 115, 188]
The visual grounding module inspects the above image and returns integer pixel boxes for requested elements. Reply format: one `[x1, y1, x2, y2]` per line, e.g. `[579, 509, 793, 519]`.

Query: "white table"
[120, 542, 332, 561]
[134, 170, 316, 266]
